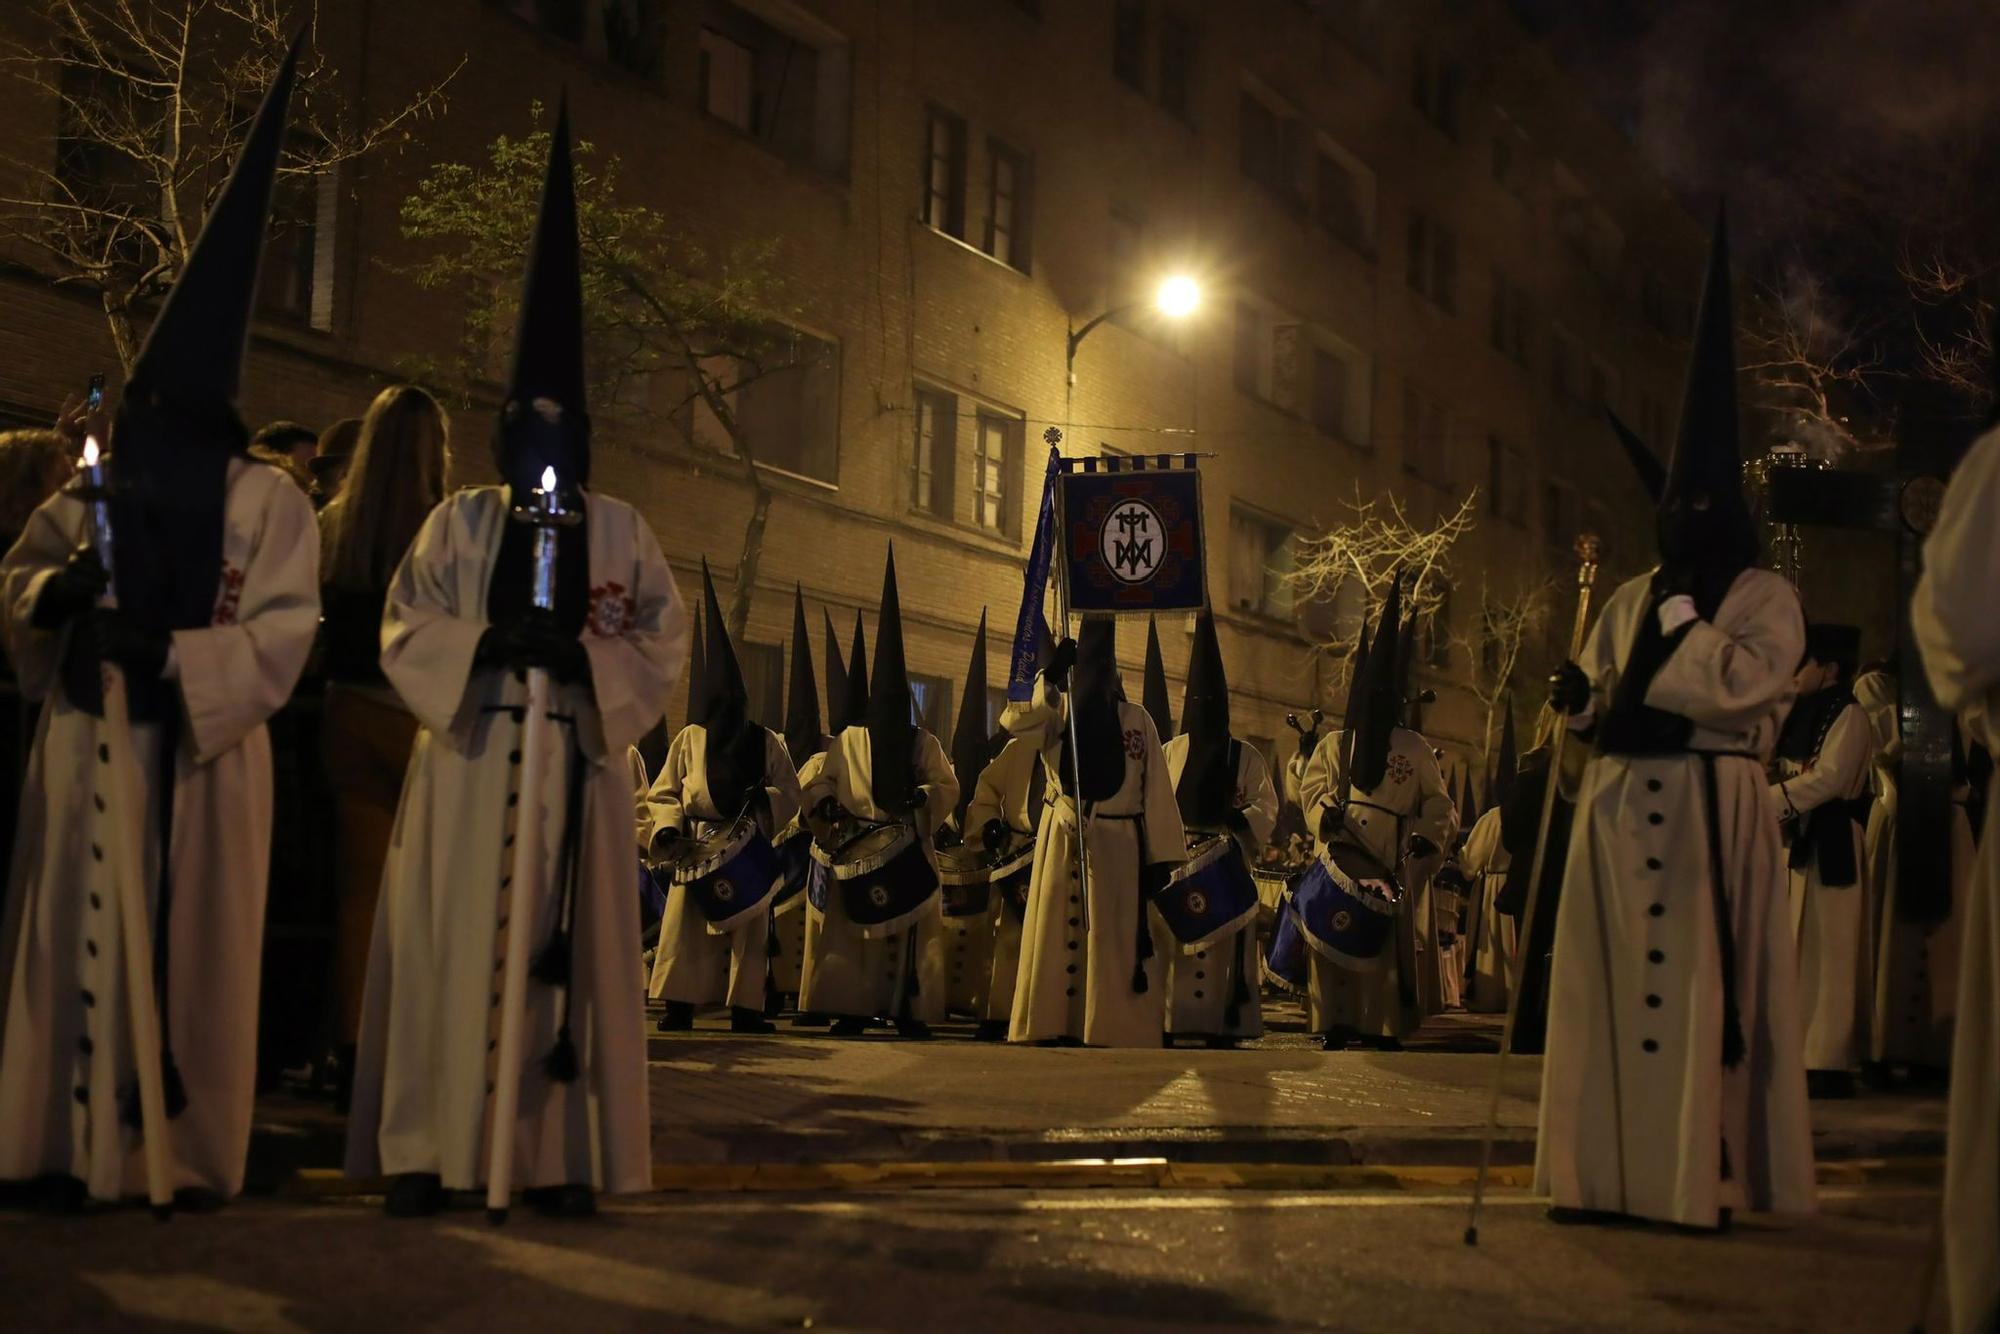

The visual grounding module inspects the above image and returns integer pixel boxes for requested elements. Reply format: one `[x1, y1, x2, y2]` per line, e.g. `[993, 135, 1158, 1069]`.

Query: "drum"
[811, 820, 939, 938]
[1154, 833, 1260, 951]
[989, 837, 1035, 920]
[1290, 841, 1403, 971]
[670, 815, 785, 933]
[934, 844, 994, 918]
[772, 828, 813, 915]
[1262, 892, 1309, 995]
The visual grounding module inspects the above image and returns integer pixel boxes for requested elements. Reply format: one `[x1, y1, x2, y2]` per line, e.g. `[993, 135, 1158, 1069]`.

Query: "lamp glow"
[540, 466, 557, 493]
[1156, 275, 1201, 319]
[81, 436, 99, 468]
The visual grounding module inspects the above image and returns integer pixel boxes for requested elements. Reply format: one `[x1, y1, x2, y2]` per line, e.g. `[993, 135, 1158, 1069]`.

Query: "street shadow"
[1004, 1273, 1279, 1325]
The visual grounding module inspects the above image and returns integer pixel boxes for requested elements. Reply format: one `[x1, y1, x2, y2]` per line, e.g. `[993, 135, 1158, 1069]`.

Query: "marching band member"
[1393, 614, 1461, 1019]
[798, 550, 958, 1037]
[767, 591, 830, 1008]
[1005, 618, 1186, 1048]
[1141, 615, 1174, 739]
[1771, 623, 1874, 1098]
[1458, 803, 1515, 1014]
[0, 49, 318, 1210]
[645, 565, 801, 1033]
[344, 110, 688, 1219]
[937, 611, 1005, 1019]
[1534, 215, 1813, 1232]
[1299, 587, 1454, 1051]
[1160, 612, 1276, 1047]
[1912, 376, 2000, 1334]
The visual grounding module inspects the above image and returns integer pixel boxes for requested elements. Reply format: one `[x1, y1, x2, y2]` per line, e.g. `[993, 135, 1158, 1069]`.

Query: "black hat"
[698, 561, 762, 812]
[1489, 697, 1518, 812]
[1658, 208, 1758, 613]
[495, 98, 590, 499]
[1142, 616, 1175, 740]
[1348, 578, 1403, 794]
[1069, 617, 1125, 803]
[684, 597, 706, 727]
[1605, 408, 1666, 504]
[949, 610, 991, 824]
[868, 546, 916, 804]
[112, 33, 301, 635]
[844, 610, 870, 735]
[696, 561, 748, 724]
[784, 587, 824, 769]
[1395, 599, 1421, 729]
[1804, 622, 1862, 675]
[823, 609, 849, 734]
[1176, 611, 1234, 828]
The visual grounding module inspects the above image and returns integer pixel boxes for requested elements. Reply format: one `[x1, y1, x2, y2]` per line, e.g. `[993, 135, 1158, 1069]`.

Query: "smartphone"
[85, 372, 104, 411]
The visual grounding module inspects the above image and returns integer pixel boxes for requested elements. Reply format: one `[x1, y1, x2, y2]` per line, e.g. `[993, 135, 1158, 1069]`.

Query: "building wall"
[0, 0, 1705, 791]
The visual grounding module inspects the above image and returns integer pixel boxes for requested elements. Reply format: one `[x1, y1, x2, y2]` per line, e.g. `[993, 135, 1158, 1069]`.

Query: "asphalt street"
[0, 1183, 1942, 1332]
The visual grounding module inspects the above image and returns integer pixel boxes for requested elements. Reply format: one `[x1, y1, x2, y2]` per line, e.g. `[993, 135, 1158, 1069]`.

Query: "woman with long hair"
[318, 384, 448, 1105]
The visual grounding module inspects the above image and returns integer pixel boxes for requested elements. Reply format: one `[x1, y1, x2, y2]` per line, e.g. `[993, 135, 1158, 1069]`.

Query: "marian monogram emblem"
[1100, 498, 1165, 584]
[711, 878, 735, 903]
[1331, 910, 1353, 932]
[588, 581, 635, 638]
[867, 884, 891, 908]
[1185, 890, 1209, 916]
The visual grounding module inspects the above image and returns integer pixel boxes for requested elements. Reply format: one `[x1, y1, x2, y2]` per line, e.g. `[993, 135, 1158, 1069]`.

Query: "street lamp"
[1065, 273, 1203, 385]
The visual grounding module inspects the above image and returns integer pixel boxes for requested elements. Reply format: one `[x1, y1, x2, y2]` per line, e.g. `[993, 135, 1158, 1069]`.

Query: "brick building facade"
[0, 0, 1705, 784]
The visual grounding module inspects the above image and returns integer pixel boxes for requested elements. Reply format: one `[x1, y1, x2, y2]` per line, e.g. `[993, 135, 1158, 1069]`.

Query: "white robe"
[1159, 734, 1277, 1039]
[1004, 679, 1186, 1047]
[1911, 421, 2000, 1334]
[644, 725, 802, 1011]
[768, 749, 824, 1001]
[1460, 807, 1517, 1014]
[1773, 700, 1874, 1072]
[1534, 565, 1815, 1229]
[797, 725, 958, 1024]
[0, 459, 319, 1200]
[1297, 725, 1453, 1039]
[964, 734, 1041, 1024]
[344, 486, 688, 1196]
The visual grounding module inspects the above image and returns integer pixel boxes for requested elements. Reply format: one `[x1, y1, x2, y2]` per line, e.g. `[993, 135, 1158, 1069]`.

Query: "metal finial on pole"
[1464, 531, 1601, 1247]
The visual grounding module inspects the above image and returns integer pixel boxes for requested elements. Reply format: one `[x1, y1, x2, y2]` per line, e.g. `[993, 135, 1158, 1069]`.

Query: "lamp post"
[1064, 273, 1203, 425]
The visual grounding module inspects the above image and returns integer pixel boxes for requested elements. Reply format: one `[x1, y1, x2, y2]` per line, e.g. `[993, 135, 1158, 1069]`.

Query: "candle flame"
[81, 436, 99, 468]
[540, 466, 557, 493]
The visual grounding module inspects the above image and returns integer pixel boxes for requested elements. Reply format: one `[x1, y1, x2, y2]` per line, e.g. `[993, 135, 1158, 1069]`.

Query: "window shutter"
[931, 391, 958, 520]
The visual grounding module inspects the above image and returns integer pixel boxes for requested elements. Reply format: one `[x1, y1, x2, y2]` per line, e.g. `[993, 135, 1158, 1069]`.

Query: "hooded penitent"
[684, 599, 706, 726]
[1489, 699, 1519, 813]
[950, 610, 992, 826]
[485, 99, 589, 638]
[1176, 611, 1234, 828]
[784, 587, 824, 769]
[697, 561, 764, 817]
[102, 35, 300, 721]
[844, 610, 870, 736]
[1605, 408, 1667, 504]
[822, 609, 848, 734]
[868, 548, 917, 807]
[1347, 579, 1403, 795]
[1395, 601, 1422, 731]
[1142, 617, 1175, 741]
[1067, 617, 1125, 803]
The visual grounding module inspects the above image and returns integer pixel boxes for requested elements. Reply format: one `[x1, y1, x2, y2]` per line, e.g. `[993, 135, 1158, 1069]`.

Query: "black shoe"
[828, 1016, 868, 1037]
[1320, 1026, 1357, 1051]
[172, 1187, 226, 1214]
[1546, 1205, 1637, 1227]
[894, 1019, 932, 1040]
[333, 1043, 359, 1115]
[38, 1175, 88, 1214]
[973, 1020, 1008, 1043]
[1806, 1069, 1856, 1100]
[791, 1012, 829, 1028]
[1858, 1060, 1897, 1091]
[523, 1184, 596, 1218]
[657, 1002, 694, 1033]
[1369, 1035, 1404, 1053]
[385, 1173, 446, 1218]
[1203, 1035, 1239, 1050]
[729, 1007, 776, 1034]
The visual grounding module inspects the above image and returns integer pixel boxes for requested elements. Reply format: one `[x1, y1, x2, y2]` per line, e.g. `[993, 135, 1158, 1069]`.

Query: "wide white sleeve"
[762, 728, 803, 834]
[172, 474, 321, 763]
[1772, 703, 1873, 817]
[999, 674, 1065, 752]
[0, 490, 90, 702]
[1915, 427, 2000, 740]
[627, 746, 651, 850]
[1409, 740, 1456, 848]
[1136, 711, 1188, 867]
[1234, 742, 1279, 854]
[643, 726, 696, 848]
[1646, 573, 1806, 733]
[913, 729, 960, 841]
[577, 510, 688, 761]
[380, 497, 490, 743]
[1299, 729, 1340, 820]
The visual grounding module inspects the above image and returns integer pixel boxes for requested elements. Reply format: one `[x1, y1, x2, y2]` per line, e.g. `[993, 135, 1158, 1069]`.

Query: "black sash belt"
[1698, 754, 1747, 1070]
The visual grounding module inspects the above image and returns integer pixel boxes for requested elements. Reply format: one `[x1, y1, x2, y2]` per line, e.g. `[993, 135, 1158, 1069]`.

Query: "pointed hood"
[844, 610, 870, 729]
[112, 34, 300, 639]
[697, 561, 763, 814]
[1176, 611, 1235, 827]
[868, 547, 917, 805]
[1142, 617, 1175, 740]
[1658, 207, 1757, 614]
[784, 587, 824, 768]
[950, 611, 992, 824]
[1605, 408, 1666, 504]
[1348, 579, 1403, 794]
[683, 599, 706, 727]
[1492, 698, 1519, 811]
[822, 609, 849, 733]
[1067, 616, 1125, 803]
[495, 98, 590, 499]
[1395, 602, 1421, 730]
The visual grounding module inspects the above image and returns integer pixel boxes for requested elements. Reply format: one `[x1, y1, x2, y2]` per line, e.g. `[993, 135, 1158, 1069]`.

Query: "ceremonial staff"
[1044, 430, 1094, 955]
[76, 436, 175, 1219]
[1465, 530, 1600, 1247]
[487, 465, 581, 1225]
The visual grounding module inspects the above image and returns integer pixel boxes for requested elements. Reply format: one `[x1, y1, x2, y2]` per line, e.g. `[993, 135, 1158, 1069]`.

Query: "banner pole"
[1052, 458, 1092, 959]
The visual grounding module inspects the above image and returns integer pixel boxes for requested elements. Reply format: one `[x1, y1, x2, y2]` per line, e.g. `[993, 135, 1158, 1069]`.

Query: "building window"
[1544, 477, 1580, 549]
[1549, 326, 1583, 408]
[1406, 210, 1457, 311]
[1402, 387, 1450, 489]
[908, 672, 953, 737]
[973, 412, 1018, 534]
[1112, 0, 1147, 89]
[696, 0, 851, 175]
[1233, 301, 1300, 408]
[732, 327, 840, 484]
[1487, 265, 1530, 364]
[257, 144, 335, 331]
[913, 385, 955, 517]
[922, 108, 967, 239]
[1411, 46, 1464, 140]
[984, 138, 1031, 271]
[739, 641, 785, 725]
[984, 685, 1010, 735]
[1239, 86, 1304, 210]
[1309, 337, 1370, 445]
[1228, 508, 1296, 619]
[1314, 140, 1374, 253]
[1486, 434, 1528, 525]
[1323, 0, 1386, 67]
[1157, 9, 1195, 121]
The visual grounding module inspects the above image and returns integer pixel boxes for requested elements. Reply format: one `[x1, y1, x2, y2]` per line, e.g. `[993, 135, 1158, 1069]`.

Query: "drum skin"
[1291, 841, 1403, 971]
[1154, 833, 1261, 951]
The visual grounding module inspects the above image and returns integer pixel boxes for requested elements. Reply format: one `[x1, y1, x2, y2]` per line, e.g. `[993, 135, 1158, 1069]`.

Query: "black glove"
[1317, 804, 1341, 845]
[1139, 860, 1175, 899]
[516, 610, 589, 683]
[1046, 637, 1078, 693]
[901, 787, 929, 813]
[1653, 562, 1694, 600]
[1407, 833, 1440, 861]
[475, 616, 540, 671]
[1223, 807, 1251, 835]
[934, 824, 962, 849]
[1297, 728, 1321, 761]
[741, 784, 771, 819]
[93, 611, 170, 679]
[980, 818, 1008, 853]
[31, 548, 108, 630]
[811, 795, 842, 826]
[649, 824, 683, 863]
[1548, 660, 1591, 716]
[1434, 864, 1471, 893]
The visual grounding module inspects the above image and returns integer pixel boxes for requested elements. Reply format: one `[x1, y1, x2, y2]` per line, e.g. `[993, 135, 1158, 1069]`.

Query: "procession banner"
[1006, 440, 1063, 700]
[1057, 453, 1207, 616]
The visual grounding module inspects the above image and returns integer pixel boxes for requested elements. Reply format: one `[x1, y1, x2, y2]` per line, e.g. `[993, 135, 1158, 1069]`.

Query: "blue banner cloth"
[1007, 443, 1063, 700]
